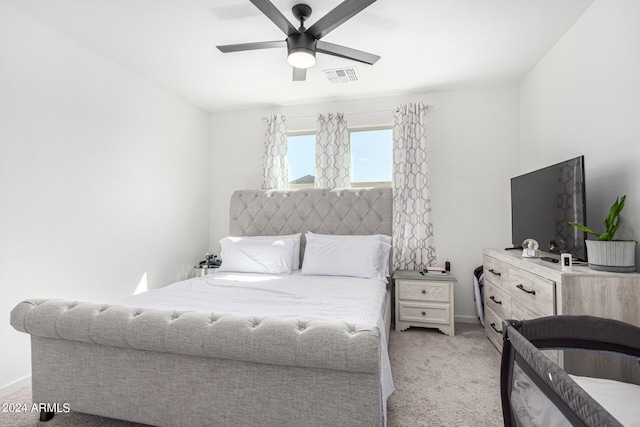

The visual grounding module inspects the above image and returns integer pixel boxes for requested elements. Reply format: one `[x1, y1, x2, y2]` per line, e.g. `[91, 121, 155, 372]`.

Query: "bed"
[10, 187, 394, 427]
[500, 315, 640, 427]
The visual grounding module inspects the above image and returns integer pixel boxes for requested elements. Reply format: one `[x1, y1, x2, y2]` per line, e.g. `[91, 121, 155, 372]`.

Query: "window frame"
[286, 125, 393, 189]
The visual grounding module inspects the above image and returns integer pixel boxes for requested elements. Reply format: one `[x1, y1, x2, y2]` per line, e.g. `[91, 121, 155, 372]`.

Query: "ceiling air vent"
[323, 67, 360, 84]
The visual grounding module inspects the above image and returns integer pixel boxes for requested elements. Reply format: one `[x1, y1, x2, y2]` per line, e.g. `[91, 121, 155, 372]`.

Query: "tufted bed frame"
[10, 187, 393, 427]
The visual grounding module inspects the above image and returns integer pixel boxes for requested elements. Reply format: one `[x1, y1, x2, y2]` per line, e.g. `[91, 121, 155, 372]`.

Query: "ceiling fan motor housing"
[287, 32, 317, 67]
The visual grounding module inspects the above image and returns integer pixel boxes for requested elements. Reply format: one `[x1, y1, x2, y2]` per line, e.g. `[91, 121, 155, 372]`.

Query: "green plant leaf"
[569, 195, 626, 241]
[603, 195, 626, 240]
[568, 221, 601, 239]
[611, 218, 621, 240]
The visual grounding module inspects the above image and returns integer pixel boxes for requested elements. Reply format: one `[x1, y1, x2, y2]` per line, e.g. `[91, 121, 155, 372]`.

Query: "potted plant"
[570, 195, 636, 272]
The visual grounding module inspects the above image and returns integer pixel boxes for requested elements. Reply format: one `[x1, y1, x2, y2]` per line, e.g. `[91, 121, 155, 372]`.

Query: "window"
[349, 127, 393, 187]
[287, 132, 316, 189]
[287, 126, 393, 189]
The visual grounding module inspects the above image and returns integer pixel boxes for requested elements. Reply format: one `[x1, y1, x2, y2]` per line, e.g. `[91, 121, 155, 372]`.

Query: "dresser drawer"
[398, 301, 451, 325]
[397, 280, 451, 303]
[484, 306, 504, 351]
[484, 281, 511, 320]
[483, 256, 508, 289]
[511, 299, 546, 321]
[508, 268, 555, 317]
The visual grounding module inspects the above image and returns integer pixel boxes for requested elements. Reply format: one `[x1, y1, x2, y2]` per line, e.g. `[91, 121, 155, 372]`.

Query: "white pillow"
[218, 237, 294, 275]
[234, 233, 302, 270]
[305, 232, 392, 276]
[301, 234, 391, 280]
[306, 231, 391, 245]
[226, 234, 302, 270]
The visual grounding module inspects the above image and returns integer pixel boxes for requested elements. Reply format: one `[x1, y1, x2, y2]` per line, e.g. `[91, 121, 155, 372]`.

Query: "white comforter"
[120, 271, 394, 422]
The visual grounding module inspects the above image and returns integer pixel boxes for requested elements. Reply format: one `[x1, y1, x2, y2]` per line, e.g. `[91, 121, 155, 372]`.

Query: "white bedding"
[511, 363, 640, 426]
[120, 271, 395, 422]
[571, 375, 640, 427]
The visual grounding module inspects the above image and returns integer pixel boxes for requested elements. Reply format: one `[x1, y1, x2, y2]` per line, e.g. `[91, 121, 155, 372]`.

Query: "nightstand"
[394, 270, 456, 336]
[193, 266, 219, 277]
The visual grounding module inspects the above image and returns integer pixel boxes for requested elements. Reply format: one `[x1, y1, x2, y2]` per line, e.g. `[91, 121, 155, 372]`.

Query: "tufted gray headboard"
[229, 187, 392, 260]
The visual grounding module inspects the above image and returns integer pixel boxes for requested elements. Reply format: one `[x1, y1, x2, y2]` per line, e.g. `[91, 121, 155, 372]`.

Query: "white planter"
[585, 240, 637, 272]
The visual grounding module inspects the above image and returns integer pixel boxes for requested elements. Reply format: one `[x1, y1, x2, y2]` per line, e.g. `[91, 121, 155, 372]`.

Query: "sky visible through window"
[287, 129, 392, 184]
[287, 134, 316, 183]
[350, 128, 393, 183]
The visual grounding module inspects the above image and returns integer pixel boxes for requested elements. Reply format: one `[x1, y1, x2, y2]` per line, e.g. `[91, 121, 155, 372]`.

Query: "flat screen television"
[511, 156, 587, 261]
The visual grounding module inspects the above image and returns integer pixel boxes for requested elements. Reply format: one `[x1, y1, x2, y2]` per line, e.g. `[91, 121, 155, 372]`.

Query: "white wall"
[0, 3, 211, 394]
[520, 0, 640, 268]
[209, 86, 520, 323]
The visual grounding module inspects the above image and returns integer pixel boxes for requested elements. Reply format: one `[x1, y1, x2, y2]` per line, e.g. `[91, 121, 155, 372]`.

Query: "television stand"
[483, 247, 640, 385]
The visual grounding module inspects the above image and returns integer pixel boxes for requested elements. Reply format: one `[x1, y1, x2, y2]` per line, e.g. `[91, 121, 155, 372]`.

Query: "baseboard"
[0, 376, 31, 398]
[455, 315, 480, 324]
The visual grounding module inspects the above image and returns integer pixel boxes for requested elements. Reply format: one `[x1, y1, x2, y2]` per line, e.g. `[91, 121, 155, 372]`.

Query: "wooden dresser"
[483, 248, 640, 382]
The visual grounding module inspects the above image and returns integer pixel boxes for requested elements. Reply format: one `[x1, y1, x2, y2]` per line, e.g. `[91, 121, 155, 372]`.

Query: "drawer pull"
[421, 311, 426, 316]
[517, 284, 536, 295]
[489, 295, 502, 305]
[488, 268, 501, 276]
[421, 289, 426, 294]
[490, 322, 502, 334]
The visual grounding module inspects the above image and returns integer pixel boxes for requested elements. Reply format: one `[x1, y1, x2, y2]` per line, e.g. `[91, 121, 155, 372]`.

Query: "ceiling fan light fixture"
[288, 49, 316, 68]
[287, 32, 317, 68]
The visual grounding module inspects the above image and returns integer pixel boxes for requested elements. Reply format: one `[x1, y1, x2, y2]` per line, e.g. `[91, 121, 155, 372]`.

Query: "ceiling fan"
[216, 0, 381, 81]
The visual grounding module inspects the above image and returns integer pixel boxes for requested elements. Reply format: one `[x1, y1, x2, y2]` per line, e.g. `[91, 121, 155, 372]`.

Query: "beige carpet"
[1, 323, 503, 426]
[387, 323, 503, 426]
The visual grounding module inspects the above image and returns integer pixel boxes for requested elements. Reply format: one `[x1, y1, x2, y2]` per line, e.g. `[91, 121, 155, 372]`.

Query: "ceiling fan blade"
[249, 0, 298, 36]
[316, 41, 380, 65]
[306, 0, 376, 40]
[292, 67, 307, 81]
[217, 40, 286, 53]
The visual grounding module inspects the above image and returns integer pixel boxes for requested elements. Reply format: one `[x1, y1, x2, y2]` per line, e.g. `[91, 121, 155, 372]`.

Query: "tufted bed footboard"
[11, 299, 382, 426]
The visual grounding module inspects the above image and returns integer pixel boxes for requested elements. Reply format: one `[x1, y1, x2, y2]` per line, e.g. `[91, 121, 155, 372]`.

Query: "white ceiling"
[5, 0, 595, 112]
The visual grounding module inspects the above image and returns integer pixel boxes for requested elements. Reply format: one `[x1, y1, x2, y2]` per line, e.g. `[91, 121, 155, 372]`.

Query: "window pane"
[287, 134, 315, 185]
[350, 129, 393, 183]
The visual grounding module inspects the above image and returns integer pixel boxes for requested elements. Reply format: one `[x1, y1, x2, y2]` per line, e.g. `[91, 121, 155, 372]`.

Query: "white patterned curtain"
[315, 112, 350, 189]
[261, 114, 288, 190]
[392, 102, 437, 270]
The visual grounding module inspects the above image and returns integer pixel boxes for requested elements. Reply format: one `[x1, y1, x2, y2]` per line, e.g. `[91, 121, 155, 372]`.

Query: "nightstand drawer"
[398, 302, 451, 325]
[397, 280, 451, 303]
